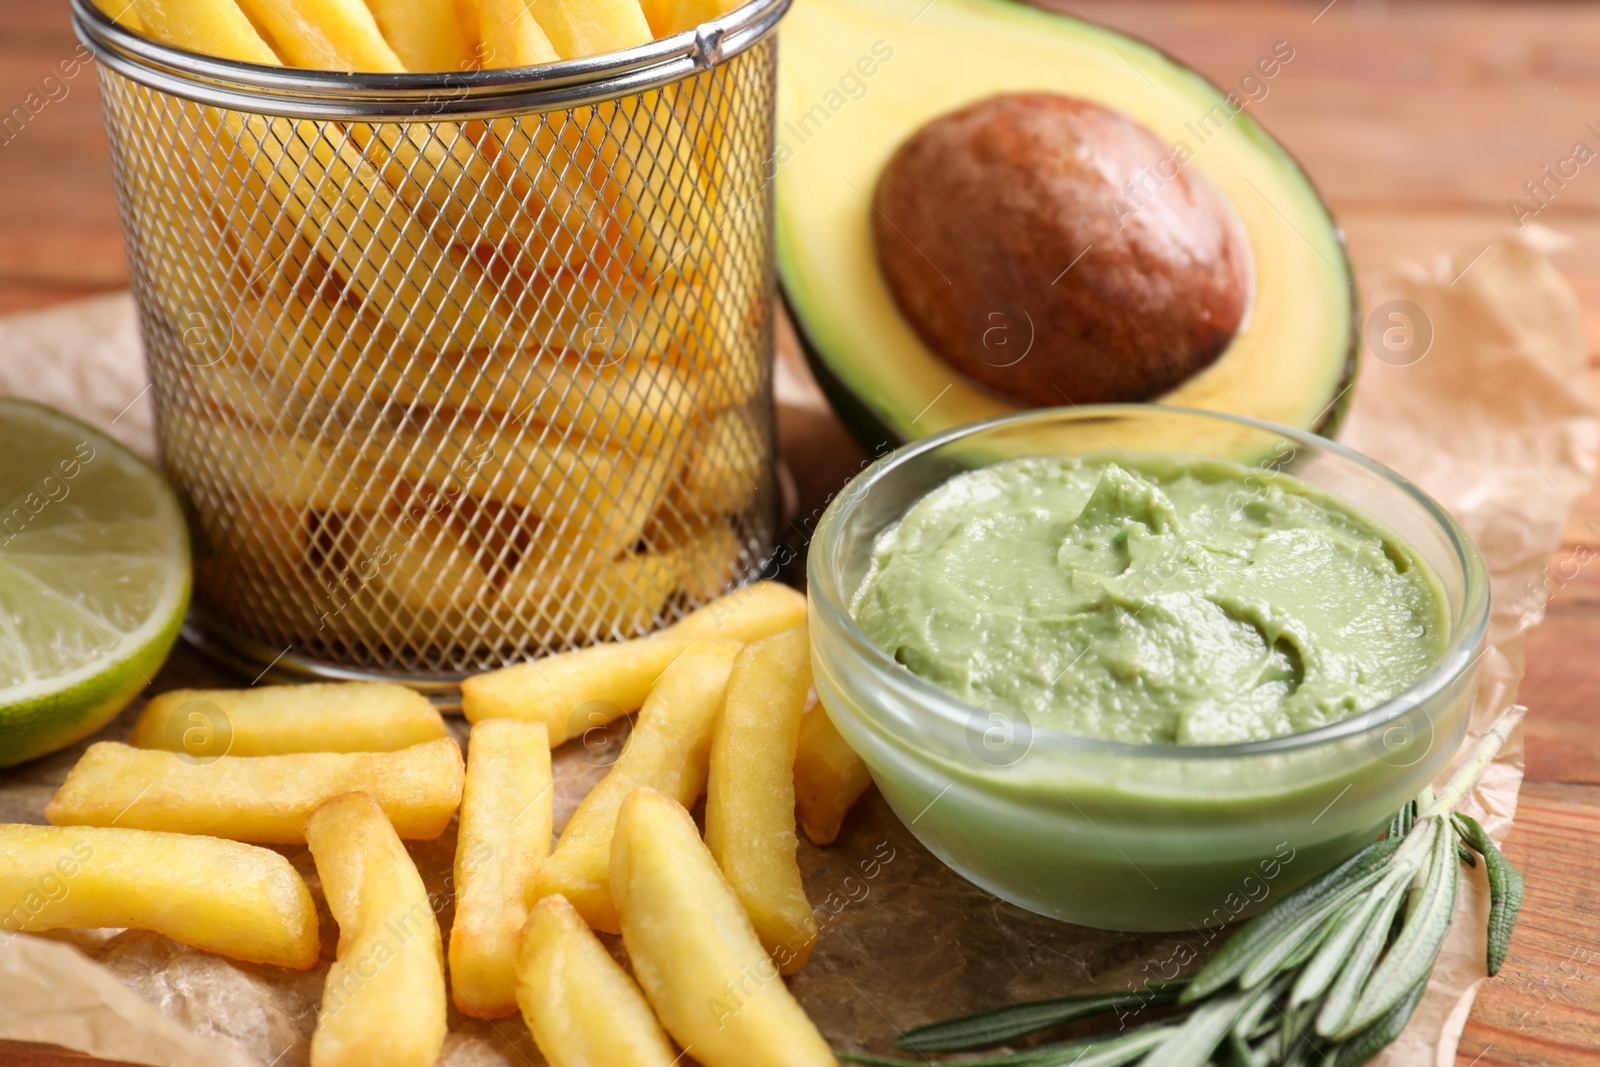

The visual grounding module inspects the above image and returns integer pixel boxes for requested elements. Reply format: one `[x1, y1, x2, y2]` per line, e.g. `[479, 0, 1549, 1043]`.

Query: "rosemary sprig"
[890, 982, 1187, 1052]
[840, 709, 1526, 1067]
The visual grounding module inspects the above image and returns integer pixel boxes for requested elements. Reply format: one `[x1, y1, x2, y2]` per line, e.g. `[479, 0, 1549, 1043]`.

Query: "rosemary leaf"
[1226, 1027, 1267, 1067]
[1133, 990, 1250, 1067]
[1336, 819, 1460, 1038]
[1331, 979, 1428, 1067]
[1396, 799, 1417, 839]
[1454, 812, 1525, 976]
[1314, 849, 1419, 1039]
[1282, 1040, 1317, 1067]
[1237, 881, 1364, 989]
[894, 982, 1185, 1052]
[1181, 838, 1400, 1002]
[1291, 866, 1409, 1007]
[1227, 975, 1291, 1067]
[844, 1027, 1172, 1067]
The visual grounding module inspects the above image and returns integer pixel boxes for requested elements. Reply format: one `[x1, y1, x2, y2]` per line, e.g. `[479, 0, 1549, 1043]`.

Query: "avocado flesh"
[775, 0, 1357, 452]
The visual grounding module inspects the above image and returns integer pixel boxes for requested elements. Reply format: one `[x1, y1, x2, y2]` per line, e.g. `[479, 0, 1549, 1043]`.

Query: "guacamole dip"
[851, 454, 1449, 745]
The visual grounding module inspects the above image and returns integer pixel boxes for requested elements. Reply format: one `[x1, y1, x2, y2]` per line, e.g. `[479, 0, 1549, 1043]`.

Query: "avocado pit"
[871, 92, 1252, 407]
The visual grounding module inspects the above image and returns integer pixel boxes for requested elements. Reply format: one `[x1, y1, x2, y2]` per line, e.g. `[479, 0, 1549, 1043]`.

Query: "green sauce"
[851, 454, 1449, 745]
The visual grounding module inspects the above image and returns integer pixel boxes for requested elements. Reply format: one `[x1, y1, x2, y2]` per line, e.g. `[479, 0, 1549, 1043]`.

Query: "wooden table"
[3, 1, 1598, 1063]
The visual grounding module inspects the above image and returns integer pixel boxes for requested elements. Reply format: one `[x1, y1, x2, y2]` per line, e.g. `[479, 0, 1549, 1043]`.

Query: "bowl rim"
[807, 403, 1491, 762]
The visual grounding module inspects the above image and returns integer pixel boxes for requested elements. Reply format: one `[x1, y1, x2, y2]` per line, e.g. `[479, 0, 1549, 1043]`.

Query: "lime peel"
[0, 399, 190, 767]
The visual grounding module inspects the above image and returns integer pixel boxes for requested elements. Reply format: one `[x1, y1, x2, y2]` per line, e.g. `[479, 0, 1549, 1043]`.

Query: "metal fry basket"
[72, 0, 788, 690]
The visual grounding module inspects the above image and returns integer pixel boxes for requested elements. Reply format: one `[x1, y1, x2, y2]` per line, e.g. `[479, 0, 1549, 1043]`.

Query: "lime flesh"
[0, 399, 190, 767]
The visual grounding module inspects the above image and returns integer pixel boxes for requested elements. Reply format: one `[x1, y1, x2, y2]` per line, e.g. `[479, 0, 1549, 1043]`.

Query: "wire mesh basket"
[72, 0, 787, 690]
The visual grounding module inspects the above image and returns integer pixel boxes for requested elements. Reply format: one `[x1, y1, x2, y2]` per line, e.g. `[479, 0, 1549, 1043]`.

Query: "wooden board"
[2, 0, 1599, 1064]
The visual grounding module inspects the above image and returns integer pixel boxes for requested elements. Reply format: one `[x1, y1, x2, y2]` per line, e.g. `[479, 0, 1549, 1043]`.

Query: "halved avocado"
[775, 0, 1357, 452]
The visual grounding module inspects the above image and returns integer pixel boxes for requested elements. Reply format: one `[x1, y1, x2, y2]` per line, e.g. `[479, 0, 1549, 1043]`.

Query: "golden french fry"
[306, 793, 447, 1067]
[233, 0, 403, 70]
[453, 0, 483, 55]
[95, 0, 145, 30]
[124, 2, 287, 336]
[160, 417, 374, 511]
[462, 580, 806, 741]
[347, 503, 677, 643]
[450, 720, 553, 1018]
[516, 894, 680, 1066]
[130, 683, 448, 757]
[365, 0, 474, 70]
[193, 109, 509, 355]
[478, 0, 560, 66]
[515, 550, 679, 647]
[272, 353, 697, 456]
[470, 86, 716, 291]
[171, 415, 677, 564]
[45, 738, 464, 844]
[528, 0, 650, 58]
[518, 359, 697, 453]
[531, 641, 737, 932]
[664, 516, 742, 602]
[794, 707, 873, 847]
[228, 253, 390, 397]
[705, 628, 816, 974]
[194, 494, 310, 588]
[612, 787, 838, 1066]
[0, 824, 317, 969]
[380, 422, 678, 556]
[468, 115, 626, 257]
[130, 0, 279, 62]
[684, 404, 766, 514]
[638, 0, 742, 37]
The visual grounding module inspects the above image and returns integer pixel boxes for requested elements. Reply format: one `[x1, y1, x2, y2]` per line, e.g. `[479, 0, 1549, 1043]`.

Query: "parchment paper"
[0, 225, 1592, 1067]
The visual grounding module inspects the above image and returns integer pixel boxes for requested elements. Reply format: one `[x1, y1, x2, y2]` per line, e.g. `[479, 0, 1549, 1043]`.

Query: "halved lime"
[0, 399, 190, 767]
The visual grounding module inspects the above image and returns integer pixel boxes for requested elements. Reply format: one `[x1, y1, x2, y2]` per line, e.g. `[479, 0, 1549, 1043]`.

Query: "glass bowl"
[807, 405, 1489, 932]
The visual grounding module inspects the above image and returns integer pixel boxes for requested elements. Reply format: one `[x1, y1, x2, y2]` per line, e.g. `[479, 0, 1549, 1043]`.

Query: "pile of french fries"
[99, 0, 771, 652]
[3, 583, 874, 1067]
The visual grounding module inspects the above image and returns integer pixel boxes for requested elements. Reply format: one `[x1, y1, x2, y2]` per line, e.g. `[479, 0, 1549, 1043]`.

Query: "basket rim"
[71, 0, 789, 119]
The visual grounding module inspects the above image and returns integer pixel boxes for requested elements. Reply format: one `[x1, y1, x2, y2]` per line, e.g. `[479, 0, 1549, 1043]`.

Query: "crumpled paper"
[0, 225, 1592, 1067]
[1339, 225, 1597, 1067]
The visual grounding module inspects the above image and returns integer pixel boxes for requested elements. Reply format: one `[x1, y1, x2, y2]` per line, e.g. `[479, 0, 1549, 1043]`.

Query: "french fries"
[794, 707, 874, 847]
[94, 0, 145, 30]
[516, 895, 680, 1066]
[636, 0, 742, 37]
[130, 683, 448, 756]
[45, 738, 464, 844]
[527, 0, 651, 58]
[0, 824, 318, 970]
[365, 0, 474, 70]
[638, 0, 743, 38]
[126, 0, 773, 649]
[450, 720, 554, 1018]
[158, 419, 373, 512]
[130, 0, 279, 63]
[461, 580, 806, 742]
[665, 517, 742, 602]
[530, 640, 738, 932]
[705, 628, 816, 974]
[477, 0, 560, 66]
[306, 793, 447, 1067]
[612, 787, 838, 1066]
[271, 353, 697, 457]
[233, 0, 403, 71]
[684, 404, 766, 514]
